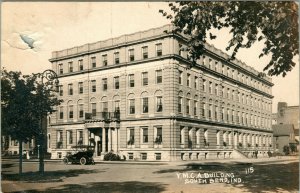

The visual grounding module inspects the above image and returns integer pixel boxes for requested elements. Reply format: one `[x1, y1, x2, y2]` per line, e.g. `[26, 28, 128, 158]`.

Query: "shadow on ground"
[231, 161, 299, 193]
[154, 161, 299, 192]
[2, 169, 102, 183]
[15, 181, 167, 193]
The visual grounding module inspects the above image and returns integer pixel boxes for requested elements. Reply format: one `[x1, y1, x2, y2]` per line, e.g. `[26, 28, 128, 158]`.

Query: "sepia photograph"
[1, 2, 299, 193]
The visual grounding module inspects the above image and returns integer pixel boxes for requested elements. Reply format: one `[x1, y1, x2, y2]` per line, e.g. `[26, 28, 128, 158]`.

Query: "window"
[102, 78, 108, 91]
[215, 84, 218, 95]
[178, 97, 182, 113]
[59, 85, 63, 96]
[77, 130, 83, 144]
[202, 102, 205, 117]
[78, 104, 84, 118]
[222, 86, 225, 97]
[209, 104, 212, 118]
[142, 98, 149, 113]
[142, 127, 148, 143]
[67, 130, 73, 144]
[114, 76, 119, 89]
[208, 58, 212, 69]
[215, 106, 218, 120]
[202, 79, 206, 92]
[194, 101, 198, 116]
[180, 126, 184, 144]
[129, 49, 134, 61]
[156, 96, 163, 112]
[57, 130, 63, 143]
[209, 82, 212, 94]
[102, 102, 108, 112]
[102, 54, 107, 66]
[227, 88, 230, 99]
[155, 153, 161, 160]
[68, 84, 73, 95]
[59, 106, 63, 119]
[91, 103, 96, 116]
[128, 153, 134, 160]
[156, 43, 162, 56]
[222, 64, 225, 74]
[129, 99, 135, 114]
[179, 71, 183, 85]
[91, 57, 96, 68]
[78, 82, 83, 94]
[194, 77, 198, 89]
[114, 52, 120, 64]
[141, 153, 147, 160]
[78, 60, 83, 71]
[129, 128, 134, 143]
[91, 80, 96, 92]
[114, 101, 120, 112]
[156, 70, 162, 84]
[129, 74, 135, 87]
[179, 44, 183, 56]
[142, 46, 148, 59]
[187, 73, 190, 87]
[186, 99, 190, 114]
[215, 61, 218, 71]
[68, 62, 73, 72]
[222, 107, 225, 121]
[156, 127, 162, 143]
[142, 72, 148, 86]
[69, 105, 73, 119]
[59, 64, 63, 74]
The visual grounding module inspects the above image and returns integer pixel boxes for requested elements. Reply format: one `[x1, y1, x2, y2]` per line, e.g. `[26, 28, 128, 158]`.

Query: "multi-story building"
[48, 25, 273, 161]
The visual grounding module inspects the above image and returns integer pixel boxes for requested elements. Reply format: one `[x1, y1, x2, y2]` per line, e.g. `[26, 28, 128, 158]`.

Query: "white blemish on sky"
[1, 2, 299, 112]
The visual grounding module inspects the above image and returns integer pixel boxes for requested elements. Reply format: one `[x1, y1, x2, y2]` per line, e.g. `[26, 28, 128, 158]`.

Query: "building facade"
[48, 25, 273, 161]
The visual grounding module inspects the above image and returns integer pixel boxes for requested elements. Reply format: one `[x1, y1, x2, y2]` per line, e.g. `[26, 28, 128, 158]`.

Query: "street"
[1, 157, 299, 193]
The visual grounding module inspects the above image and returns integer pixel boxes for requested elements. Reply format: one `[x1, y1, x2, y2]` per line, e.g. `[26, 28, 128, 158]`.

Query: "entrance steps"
[232, 149, 249, 159]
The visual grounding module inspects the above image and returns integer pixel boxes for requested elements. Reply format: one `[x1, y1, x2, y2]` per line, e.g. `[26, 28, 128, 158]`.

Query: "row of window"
[57, 96, 163, 120]
[58, 70, 163, 96]
[179, 72, 271, 110]
[127, 152, 161, 160]
[179, 127, 272, 147]
[58, 44, 162, 74]
[127, 126, 162, 145]
[56, 130, 83, 148]
[178, 98, 271, 128]
[199, 55, 271, 94]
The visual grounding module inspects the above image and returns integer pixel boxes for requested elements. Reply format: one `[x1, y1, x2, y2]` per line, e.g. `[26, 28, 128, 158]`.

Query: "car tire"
[63, 158, 69, 165]
[80, 157, 87, 165]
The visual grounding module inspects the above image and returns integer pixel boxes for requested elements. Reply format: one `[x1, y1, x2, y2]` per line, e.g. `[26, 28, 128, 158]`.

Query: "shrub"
[104, 152, 121, 161]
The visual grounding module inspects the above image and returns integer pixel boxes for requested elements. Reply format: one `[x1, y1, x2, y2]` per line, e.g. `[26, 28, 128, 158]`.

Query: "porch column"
[108, 127, 112, 152]
[84, 129, 89, 146]
[112, 128, 117, 152]
[102, 128, 106, 153]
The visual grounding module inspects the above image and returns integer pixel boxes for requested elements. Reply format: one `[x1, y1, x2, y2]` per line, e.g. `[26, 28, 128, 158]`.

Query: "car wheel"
[63, 158, 69, 165]
[80, 157, 87, 165]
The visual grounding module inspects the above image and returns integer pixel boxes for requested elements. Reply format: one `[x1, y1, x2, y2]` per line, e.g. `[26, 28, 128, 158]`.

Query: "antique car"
[63, 145, 95, 165]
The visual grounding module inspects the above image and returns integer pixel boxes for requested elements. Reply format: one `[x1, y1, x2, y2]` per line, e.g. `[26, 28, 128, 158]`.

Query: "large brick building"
[47, 25, 273, 161]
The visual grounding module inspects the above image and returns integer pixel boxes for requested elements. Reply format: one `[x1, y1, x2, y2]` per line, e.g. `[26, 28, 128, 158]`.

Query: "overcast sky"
[2, 2, 299, 113]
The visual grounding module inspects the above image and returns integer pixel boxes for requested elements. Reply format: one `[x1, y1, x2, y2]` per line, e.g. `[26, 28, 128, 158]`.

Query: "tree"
[1, 69, 61, 174]
[160, 2, 298, 77]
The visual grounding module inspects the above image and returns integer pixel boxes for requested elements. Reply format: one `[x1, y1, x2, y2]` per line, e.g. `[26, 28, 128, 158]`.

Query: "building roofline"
[49, 24, 273, 85]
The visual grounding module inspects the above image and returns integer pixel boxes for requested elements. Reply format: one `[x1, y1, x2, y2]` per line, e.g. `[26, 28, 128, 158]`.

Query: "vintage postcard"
[1, 2, 299, 193]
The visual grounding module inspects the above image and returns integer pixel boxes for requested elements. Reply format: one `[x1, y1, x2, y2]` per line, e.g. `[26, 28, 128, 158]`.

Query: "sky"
[1, 2, 299, 113]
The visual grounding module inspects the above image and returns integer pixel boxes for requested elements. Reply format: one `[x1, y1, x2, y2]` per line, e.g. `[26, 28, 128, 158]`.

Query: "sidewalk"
[3, 156, 298, 166]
